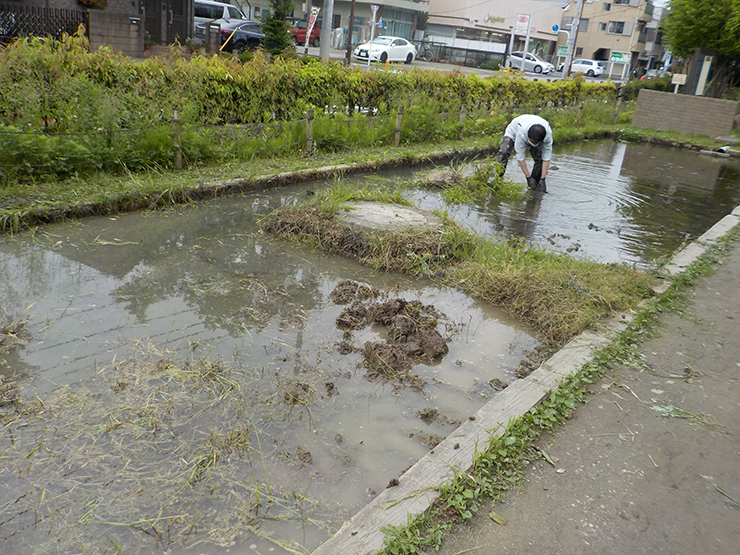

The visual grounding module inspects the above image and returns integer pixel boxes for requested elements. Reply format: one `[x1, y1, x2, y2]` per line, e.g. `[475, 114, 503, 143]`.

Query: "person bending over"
[496, 114, 552, 192]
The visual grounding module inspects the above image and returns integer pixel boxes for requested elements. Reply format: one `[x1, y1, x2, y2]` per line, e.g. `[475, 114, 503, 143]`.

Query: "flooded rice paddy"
[1, 141, 739, 555]
[408, 140, 740, 267]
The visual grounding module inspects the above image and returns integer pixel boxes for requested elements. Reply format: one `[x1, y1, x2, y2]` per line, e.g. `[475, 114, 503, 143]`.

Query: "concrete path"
[437, 222, 740, 554]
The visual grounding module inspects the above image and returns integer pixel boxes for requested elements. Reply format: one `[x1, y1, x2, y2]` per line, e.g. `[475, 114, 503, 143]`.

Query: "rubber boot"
[496, 137, 514, 178]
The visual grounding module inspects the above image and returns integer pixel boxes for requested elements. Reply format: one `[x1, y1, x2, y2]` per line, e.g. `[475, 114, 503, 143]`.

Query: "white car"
[560, 59, 606, 77]
[353, 36, 417, 64]
[506, 51, 555, 74]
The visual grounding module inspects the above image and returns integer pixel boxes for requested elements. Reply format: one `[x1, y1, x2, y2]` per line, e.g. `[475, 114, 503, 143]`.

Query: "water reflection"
[0, 185, 535, 555]
[407, 141, 740, 267]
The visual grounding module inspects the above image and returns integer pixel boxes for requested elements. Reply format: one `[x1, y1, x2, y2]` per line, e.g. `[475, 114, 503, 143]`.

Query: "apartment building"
[558, 0, 656, 75]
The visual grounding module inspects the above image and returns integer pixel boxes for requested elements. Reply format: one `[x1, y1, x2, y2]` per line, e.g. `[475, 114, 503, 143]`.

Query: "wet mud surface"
[330, 280, 451, 394]
[0, 187, 534, 555]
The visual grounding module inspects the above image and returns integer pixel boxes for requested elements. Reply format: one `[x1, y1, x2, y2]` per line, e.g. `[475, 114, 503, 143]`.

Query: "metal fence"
[0, 3, 88, 44]
[411, 39, 503, 69]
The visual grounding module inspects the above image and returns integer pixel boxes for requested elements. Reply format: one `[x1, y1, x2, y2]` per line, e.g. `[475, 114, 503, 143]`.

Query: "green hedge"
[619, 76, 674, 101]
[0, 32, 616, 130]
[0, 32, 617, 181]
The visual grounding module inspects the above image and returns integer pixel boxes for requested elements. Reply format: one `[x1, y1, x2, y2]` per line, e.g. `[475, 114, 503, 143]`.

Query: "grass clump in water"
[0, 339, 334, 554]
[261, 182, 656, 347]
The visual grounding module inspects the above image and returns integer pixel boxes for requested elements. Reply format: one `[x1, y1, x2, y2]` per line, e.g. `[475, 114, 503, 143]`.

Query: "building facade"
[420, 0, 566, 65]
[557, 0, 656, 76]
[289, 0, 428, 48]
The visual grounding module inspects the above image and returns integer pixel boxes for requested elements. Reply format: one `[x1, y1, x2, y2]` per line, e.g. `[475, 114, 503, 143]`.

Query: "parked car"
[196, 19, 264, 54]
[506, 51, 555, 74]
[641, 69, 672, 80]
[287, 18, 320, 47]
[194, 0, 248, 27]
[558, 59, 605, 77]
[353, 36, 417, 64]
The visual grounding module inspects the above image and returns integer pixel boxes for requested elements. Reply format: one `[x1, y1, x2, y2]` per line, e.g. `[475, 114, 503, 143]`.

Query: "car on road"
[559, 59, 605, 77]
[194, 0, 248, 27]
[287, 18, 320, 47]
[641, 69, 672, 80]
[506, 51, 555, 74]
[353, 36, 417, 64]
[196, 19, 264, 54]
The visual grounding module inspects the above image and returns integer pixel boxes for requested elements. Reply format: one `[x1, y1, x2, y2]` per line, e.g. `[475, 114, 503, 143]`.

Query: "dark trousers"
[496, 136, 544, 181]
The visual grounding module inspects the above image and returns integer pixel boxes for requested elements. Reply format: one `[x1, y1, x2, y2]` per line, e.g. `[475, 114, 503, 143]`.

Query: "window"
[614, 0, 630, 4]
[603, 2, 611, 10]
[576, 47, 583, 56]
[608, 21, 625, 34]
[383, 9, 414, 39]
[227, 7, 242, 19]
[599, 22, 607, 31]
[579, 18, 589, 32]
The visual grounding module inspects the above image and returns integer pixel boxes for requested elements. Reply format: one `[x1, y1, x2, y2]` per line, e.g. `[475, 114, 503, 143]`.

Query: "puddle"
[406, 141, 740, 267]
[0, 187, 535, 554]
[2, 140, 738, 554]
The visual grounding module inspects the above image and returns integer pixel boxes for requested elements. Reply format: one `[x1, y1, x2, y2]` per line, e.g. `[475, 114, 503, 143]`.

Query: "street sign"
[609, 51, 630, 64]
[552, 24, 559, 32]
[671, 73, 687, 85]
[514, 14, 531, 35]
[557, 45, 567, 57]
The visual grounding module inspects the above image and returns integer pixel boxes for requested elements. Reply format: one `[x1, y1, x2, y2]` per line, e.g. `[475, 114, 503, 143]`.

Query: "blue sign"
[552, 24, 559, 32]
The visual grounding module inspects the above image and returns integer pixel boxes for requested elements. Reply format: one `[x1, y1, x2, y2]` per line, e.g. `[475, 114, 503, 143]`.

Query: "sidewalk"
[437, 228, 740, 554]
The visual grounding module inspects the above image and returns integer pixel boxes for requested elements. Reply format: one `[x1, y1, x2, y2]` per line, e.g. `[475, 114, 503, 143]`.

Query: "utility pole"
[345, 0, 356, 66]
[563, 0, 584, 79]
[319, 0, 334, 61]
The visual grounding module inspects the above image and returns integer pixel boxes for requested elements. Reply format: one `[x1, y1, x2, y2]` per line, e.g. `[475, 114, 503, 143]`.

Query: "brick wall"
[89, 11, 143, 56]
[632, 89, 738, 138]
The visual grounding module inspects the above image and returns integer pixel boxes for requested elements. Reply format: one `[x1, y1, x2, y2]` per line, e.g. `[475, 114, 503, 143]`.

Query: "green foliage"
[261, 0, 294, 56]
[664, 0, 740, 60]
[619, 76, 674, 101]
[480, 60, 502, 71]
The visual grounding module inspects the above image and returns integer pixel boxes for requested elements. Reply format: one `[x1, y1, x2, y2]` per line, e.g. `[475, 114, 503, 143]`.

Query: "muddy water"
[2, 141, 738, 554]
[407, 141, 740, 267]
[0, 188, 535, 554]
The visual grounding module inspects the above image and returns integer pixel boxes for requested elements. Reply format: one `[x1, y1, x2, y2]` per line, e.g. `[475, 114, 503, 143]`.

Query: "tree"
[663, 0, 740, 97]
[261, 0, 294, 56]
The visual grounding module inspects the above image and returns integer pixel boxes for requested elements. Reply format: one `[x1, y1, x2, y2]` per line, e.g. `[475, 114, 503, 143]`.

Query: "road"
[297, 46, 621, 84]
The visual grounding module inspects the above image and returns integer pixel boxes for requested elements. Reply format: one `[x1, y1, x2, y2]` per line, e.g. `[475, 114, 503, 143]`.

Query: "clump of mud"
[1, 315, 31, 360]
[330, 281, 452, 394]
[283, 380, 315, 406]
[417, 407, 461, 428]
[330, 280, 380, 305]
[0, 375, 19, 408]
[409, 431, 445, 449]
[514, 344, 551, 379]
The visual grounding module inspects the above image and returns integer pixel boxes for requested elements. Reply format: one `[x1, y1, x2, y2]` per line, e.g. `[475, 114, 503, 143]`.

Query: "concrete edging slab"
[311, 203, 740, 555]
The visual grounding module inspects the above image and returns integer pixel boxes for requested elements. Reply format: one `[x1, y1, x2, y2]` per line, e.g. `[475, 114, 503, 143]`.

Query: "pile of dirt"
[417, 407, 462, 428]
[330, 280, 451, 393]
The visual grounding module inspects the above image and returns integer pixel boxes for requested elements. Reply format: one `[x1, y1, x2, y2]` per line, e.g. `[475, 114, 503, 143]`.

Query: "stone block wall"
[89, 10, 144, 56]
[632, 89, 738, 138]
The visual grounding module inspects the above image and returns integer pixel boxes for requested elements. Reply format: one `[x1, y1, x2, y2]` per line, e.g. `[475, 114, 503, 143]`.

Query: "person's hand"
[536, 178, 547, 193]
[526, 176, 537, 189]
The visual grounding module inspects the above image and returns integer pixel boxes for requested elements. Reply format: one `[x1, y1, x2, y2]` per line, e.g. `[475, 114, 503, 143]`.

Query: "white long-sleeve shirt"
[504, 114, 553, 162]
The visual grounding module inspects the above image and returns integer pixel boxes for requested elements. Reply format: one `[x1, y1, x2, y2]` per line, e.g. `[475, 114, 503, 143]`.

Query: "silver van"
[194, 0, 247, 27]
